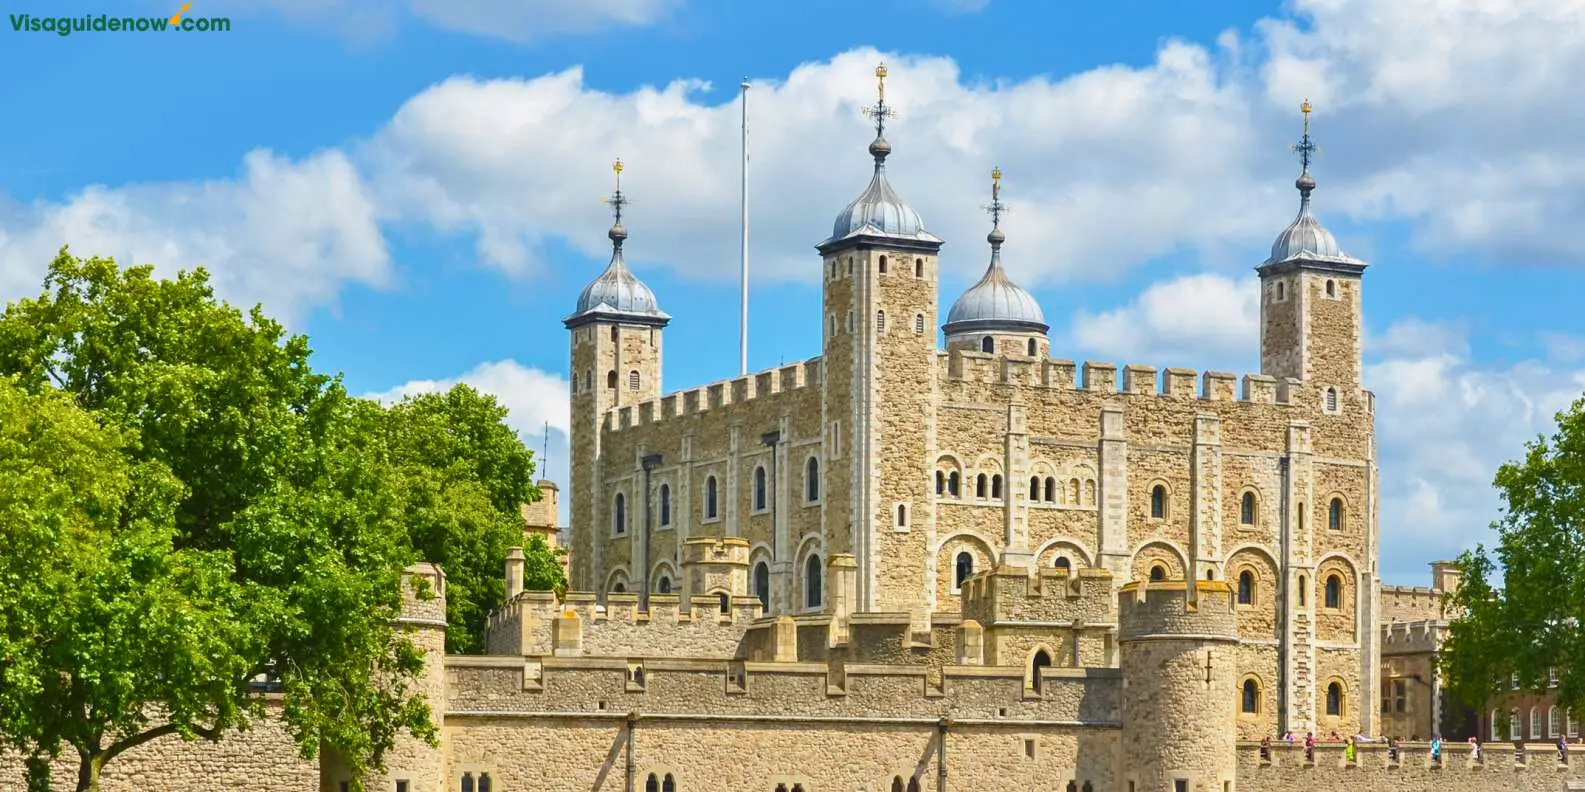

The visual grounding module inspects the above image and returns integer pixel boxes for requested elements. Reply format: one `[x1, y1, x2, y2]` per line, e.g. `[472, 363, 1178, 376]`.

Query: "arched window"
[1326, 682, 1343, 716]
[1324, 575, 1342, 609]
[935, 470, 945, 495]
[1325, 387, 1338, 412]
[805, 457, 820, 502]
[1551, 706, 1564, 737]
[892, 778, 904, 792]
[1510, 709, 1521, 740]
[1150, 485, 1166, 519]
[718, 592, 730, 614]
[1066, 782, 1078, 792]
[607, 370, 617, 389]
[896, 503, 908, 528]
[914, 314, 925, 334]
[753, 466, 767, 511]
[1044, 477, 1055, 502]
[1053, 556, 1071, 571]
[1531, 707, 1542, 738]
[479, 773, 492, 792]
[705, 476, 718, 519]
[659, 484, 671, 525]
[1238, 570, 1255, 605]
[645, 774, 658, 792]
[1569, 709, 1579, 738]
[1328, 498, 1343, 530]
[1068, 478, 1079, 503]
[629, 370, 640, 391]
[914, 258, 924, 277]
[1027, 338, 1037, 356]
[1029, 476, 1040, 501]
[1298, 574, 1307, 606]
[991, 474, 1003, 499]
[878, 255, 888, 274]
[1150, 565, 1166, 582]
[464, 772, 476, 792]
[981, 336, 994, 353]
[948, 471, 960, 496]
[1326, 279, 1336, 297]
[614, 493, 627, 535]
[954, 551, 973, 589]
[877, 310, 886, 333]
[1491, 709, 1502, 741]
[975, 473, 988, 498]
[1030, 649, 1052, 692]
[1240, 492, 1256, 525]
[753, 562, 770, 611]
[656, 576, 672, 595]
[805, 555, 823, 609]
[613, 581, 626, 593]
[907, 779, 920, 792]
[662, 774, 675, 792]
[1242, 679, 1260, 713]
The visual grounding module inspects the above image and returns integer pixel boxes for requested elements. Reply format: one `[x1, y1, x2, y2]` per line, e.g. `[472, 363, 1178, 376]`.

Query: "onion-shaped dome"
[1264, 172, 1361, 267]
[944, 224, 1048, 336]
[564, 208, 670, 329]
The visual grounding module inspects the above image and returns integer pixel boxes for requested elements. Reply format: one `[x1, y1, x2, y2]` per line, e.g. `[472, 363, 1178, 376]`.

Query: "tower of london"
[7, 68, 1580, 792]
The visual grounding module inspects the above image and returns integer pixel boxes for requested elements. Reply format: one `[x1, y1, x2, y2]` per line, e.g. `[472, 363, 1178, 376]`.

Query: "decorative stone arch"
[934, 453, 965, 498]
[1130, 540, 1188, 583]
[1033, 538, 1093, 571]
[1237, 673, 1267, 717]
[1235, 485, 1264, 527]
[933, 531, 996, 599]
[649, 560, 679, 594]
[1315, 552, 1361, 642]
[603, 566, 632, 597]
[1145, 477, 1173, 520]
[1320, 675, 1349, 720]
[1025, 459, 1057, 502]
[1027, 643, 1061, 690]
[641, 768, 681, 792]
[747, 544, 774, 612]
[1225, 543, 1280, 602]
[1323, 492, 1350, 532]
[1064, 463, 1098, 507]
[793, 534, 827, 611]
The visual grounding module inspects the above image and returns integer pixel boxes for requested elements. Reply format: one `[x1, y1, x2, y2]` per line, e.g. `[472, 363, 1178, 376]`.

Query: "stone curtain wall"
[1236, 741, 1585, 792]
[0, 702, 315, 792]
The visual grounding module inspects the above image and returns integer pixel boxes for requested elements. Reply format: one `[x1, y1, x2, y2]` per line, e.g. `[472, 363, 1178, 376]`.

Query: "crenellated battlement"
[604, 357, 823, 433]
[485, 589, 763, 659]
[937, 349, 1303, 407]
[1381, 584, 1451, 624]
[1380, 619, 1448, 655]
[1237, 740, 1584, 789]
[960, 565, 1116, 627]
[1118, 580, 1238, 641]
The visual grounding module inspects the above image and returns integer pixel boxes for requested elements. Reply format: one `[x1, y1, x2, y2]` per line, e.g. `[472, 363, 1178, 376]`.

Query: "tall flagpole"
[739, 78, 750, 377]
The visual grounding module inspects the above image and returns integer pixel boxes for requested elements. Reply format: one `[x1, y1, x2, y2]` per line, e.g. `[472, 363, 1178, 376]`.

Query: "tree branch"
[100, 720, 222, 765]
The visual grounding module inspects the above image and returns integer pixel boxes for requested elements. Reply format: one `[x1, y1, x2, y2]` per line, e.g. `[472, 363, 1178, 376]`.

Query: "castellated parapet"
[1118, 580, 1239, 792]
[938, 350, 1307, 407]
[605, 358, 823, 433]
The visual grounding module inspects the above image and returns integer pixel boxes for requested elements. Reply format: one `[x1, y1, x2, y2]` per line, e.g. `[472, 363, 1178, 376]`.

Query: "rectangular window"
[1551, 667, 1560, 687]
[396, 783, 409, 792]
[829, 422, 841, 459]
[1175, 781, 1187, 792]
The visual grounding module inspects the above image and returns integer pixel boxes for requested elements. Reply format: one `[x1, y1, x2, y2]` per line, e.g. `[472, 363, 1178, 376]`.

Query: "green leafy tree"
[372, 386, 565, 653]
[0, 250, 431, 791]
[521, 533, 568, 597]
[1441, 395, 1585, 733]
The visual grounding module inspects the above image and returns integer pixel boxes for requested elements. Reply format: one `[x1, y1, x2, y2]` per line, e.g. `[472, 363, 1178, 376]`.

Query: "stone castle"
[5, 70, 1581, 792]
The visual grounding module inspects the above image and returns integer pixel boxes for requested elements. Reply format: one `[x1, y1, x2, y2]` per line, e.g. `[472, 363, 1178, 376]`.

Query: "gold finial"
[991, 166, 1002, 185]
[876, 63, 888, 102]
[612, 157, 624, 185]
[984, 166, 1006, 228]
[1301, 98, 1312, 117]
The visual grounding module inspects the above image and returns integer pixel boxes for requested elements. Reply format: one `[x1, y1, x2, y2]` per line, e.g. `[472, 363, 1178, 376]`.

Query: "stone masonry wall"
[1236, 741, 1585, 792]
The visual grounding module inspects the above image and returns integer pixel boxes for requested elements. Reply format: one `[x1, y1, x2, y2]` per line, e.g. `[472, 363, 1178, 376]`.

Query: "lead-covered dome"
[827, 137, 933, 242]
[945, 227, 1048, 335]
[1264, 173, 1360, 267]
[564, 188, 671, 329]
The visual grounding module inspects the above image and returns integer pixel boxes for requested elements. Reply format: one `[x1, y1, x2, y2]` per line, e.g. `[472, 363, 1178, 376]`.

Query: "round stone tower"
[1118, 580, 1239, 792]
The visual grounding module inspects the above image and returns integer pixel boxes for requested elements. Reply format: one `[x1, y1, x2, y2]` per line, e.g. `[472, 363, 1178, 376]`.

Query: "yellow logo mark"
[169, 3, 192, 26]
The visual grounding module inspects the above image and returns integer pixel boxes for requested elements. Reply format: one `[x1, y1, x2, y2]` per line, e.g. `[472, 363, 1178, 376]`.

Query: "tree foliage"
[1442, 395, 1585, 728]
[0, 249, 554, 789]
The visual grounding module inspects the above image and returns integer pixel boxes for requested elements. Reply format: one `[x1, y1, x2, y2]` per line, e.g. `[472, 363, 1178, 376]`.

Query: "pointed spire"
[1290, 99, 1319, 208]
[862, 62, 897, 168]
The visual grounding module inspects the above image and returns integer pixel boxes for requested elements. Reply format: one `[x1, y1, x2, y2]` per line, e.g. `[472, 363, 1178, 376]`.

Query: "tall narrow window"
[1328, 498, 1343, 531]
[877, 310, 886, 333]
[1326, 279, 1336, 297]
[614, 493, 627, 535]
[659, 484, 671, 526]
[1240, 492, 1256, 525]
[1029, 476, 1040, 501]
[981, 336, 994, 353]
[915, 314, 925, 334]
[1326, 682, 1343, 716]
[954, 551, 974, 589]
[896, 503, 908, 528]
[1276, 281, 1285, 300]
[914, 258, 924, 277]
[805, 555, 823, 609]
[975, 473, 988, 499]
[753, 466, 767, 511]
[753, 562, 770, 611]
[948, 471, 960, 497]
[1031, 650, 1052, 692]
[1045, 477, 1055, 502]
[1238, 571, 1254, 605]
[936, 470, 946, 495]
[1299, 575, 1307, 606]
[991, 474, 1003, 499]
[662, 775, 675, 792]
[1530, 707, 1542, 738]
[718, 592, 730, 613]
[645, 774, 658, 792]
[629, 370, 640, 390]
[705, 476, 718, 519]
[464, 772, 476, 792]
[1325, 387, 1338, 412]
[1325, 575, 1342, 609]
[1242, 679, 1259, 713]
[1027, 338, 1037, 356]
[878, 255, 888, 274]
[806, 457, 820, 502]
[1150, 485, 1167, 519]
[479, 774, 491, 792]
[607, 370, 617, 389]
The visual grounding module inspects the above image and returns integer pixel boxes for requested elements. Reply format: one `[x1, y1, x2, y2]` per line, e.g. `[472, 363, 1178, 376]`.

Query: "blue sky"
[3, 0, 1583, 585]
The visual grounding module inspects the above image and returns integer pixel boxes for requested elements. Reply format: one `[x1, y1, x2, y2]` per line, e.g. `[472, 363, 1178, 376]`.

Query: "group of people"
[1256, 731, 1572, 765]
